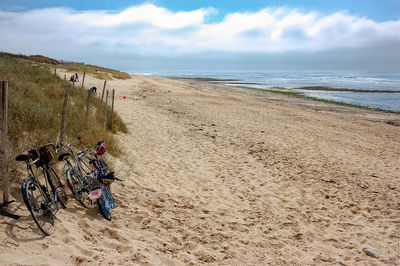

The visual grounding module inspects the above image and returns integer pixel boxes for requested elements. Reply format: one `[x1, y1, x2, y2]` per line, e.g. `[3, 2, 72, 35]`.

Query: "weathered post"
[54, 68, 57, 76]
[85, 88, 91, 126]
[110, 89, 115, 128]
[81, 72, 86, 88]
[0, 81, 20, 219]
[64, 75, 66, 82]
[104, 90, 109, 129]
[0, 81, 8, 204]
[101, 80, 107, 102]
[59, 85, 71, 144]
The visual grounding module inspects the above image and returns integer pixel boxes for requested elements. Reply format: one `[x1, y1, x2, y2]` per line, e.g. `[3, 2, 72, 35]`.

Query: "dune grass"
[61, 62, 131, 80]
[0, 53, 128, 179]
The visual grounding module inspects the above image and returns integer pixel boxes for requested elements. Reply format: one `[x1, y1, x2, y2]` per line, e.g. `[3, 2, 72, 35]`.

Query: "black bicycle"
[16, 143, 68, 235]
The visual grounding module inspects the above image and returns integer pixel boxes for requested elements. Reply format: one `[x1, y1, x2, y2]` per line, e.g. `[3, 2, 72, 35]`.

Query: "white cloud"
[67, 4, 212, 29]
[0, 4, 399, 57]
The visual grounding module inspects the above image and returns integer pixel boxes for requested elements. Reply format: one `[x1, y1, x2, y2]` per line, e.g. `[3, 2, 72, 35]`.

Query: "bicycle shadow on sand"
[1, 200, 46, 243]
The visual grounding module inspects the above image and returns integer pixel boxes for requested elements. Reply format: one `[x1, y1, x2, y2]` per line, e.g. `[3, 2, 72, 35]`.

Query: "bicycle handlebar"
[74, 139, 105, 157]
[57, 136, 82, 149]
[55, 138, 104, 158]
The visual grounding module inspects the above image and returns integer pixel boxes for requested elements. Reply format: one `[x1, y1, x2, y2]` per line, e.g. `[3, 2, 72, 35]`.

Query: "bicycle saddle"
[16, 152, 29, 161]
[57, 151, 70, 161]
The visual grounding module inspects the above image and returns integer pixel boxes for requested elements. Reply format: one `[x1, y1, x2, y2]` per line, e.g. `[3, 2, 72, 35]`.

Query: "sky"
[0, 0, 399, 71]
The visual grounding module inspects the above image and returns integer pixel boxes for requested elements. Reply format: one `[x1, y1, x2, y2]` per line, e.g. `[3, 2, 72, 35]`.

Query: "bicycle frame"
[18, 143, 64, 213]
[25, 145, 53, 193]
[58, 138, 93, 178]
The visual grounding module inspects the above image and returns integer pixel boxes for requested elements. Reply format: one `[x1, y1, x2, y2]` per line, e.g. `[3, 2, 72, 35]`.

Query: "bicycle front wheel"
[48, 167, 68, 208]
[67, 168, 92, 208]
[98, 186, 112, 221]
[21, 177, 55, 236]
[79, 154, 94, 175]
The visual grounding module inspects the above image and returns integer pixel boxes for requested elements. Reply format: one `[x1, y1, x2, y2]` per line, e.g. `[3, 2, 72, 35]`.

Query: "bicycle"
[85, 140, 121, 221]
[16, 143, 68, 235]
[57, 137, 96, 208]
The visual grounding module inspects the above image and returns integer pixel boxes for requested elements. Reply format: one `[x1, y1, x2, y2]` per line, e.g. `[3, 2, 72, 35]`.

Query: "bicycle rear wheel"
[48, 167, 68, 208]
[21, 177, 55, 236]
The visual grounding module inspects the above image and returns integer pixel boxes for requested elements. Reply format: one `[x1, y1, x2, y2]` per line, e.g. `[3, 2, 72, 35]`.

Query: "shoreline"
[170, 77, 400, 93]
[241, 86, 400, 114]
[168, 76, 400, 115]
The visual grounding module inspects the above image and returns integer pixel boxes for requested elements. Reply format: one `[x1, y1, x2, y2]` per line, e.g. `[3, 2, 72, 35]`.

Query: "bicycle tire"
[79, 154, 94, 175]
[67, 168, 92, 209]
[98, 198, 111, 221]
[21, 177, 55, 236]
[48, 166, 68, 208]
[97, 186, 113, 221]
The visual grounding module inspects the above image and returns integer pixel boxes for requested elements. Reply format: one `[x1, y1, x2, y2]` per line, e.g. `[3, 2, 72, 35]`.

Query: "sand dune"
[1, 71, 400, 265]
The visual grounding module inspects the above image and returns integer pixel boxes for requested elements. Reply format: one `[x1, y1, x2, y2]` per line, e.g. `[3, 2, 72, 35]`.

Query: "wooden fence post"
[101, 81, 107, 102]
[110, 89, 115, 128]
[0, 81, 20, 219]
[81, 72, 86, 88]
[64, 75, 66, 82]
[104, 90, 109, 129]
[0, 81, 9, 204]
[59, 85, 71, 144]
[85, 89, 91, 126]
[54, 68, 57, 76]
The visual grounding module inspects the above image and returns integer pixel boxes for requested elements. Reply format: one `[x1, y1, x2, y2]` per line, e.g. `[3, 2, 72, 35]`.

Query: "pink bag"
[89, 188, 102, 200]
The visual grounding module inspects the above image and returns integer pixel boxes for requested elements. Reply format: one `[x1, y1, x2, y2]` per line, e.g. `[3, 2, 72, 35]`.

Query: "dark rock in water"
[362, 246, 380, 258]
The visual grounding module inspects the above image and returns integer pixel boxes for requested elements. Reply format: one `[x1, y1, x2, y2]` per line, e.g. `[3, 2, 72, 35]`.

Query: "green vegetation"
[0, 52, 128, 178]
[241, 86, 400, 114]
[0, 52, 60, 65]
[0, 51, 131, 80]
[61, 62, 131, 80]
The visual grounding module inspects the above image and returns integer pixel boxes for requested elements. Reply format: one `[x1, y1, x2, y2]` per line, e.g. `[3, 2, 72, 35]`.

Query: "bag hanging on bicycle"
[28, 146, 53, 167]
[98, 171, 115, 184]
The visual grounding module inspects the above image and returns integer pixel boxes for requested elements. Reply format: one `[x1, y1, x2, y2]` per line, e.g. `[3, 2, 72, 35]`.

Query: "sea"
[129, 69, 400, 112]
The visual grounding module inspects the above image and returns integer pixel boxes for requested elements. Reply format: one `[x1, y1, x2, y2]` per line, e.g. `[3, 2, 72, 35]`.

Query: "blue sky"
[2, 0, 399, 21]
[0, 1, 399, 70]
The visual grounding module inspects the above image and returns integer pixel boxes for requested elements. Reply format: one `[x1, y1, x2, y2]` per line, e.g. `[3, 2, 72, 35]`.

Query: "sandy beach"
[1, 72, 400, 265]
